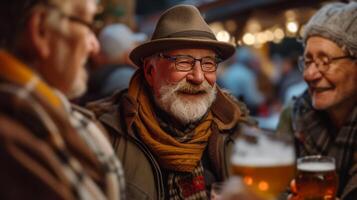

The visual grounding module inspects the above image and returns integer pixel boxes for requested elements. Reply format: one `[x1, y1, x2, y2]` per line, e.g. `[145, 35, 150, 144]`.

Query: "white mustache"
[171, 79, 213, 95]
[156, 79, 216, 124]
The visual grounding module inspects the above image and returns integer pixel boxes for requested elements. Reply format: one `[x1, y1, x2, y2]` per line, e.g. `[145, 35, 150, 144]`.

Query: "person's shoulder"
[214, 89, 257, 127]
[276, 92, 308, 136]
[85, 89, 131, 138]
[71, 103, 97, 120]
[86, 89, 127, 118]
[221, 89, 251, 116]
[0, 113, 31, 139]
[0, 113, 75, 200]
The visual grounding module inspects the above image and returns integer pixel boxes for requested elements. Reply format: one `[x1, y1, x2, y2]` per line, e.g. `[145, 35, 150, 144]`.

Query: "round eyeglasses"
[298, 55, 356, 73]
[158, 53, 222, 72]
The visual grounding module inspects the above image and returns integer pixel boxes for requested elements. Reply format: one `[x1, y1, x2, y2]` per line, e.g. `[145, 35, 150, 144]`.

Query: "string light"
[242, 33, 255, 45]
[286, 21, 298, 33]
[216, 30, 231, 42]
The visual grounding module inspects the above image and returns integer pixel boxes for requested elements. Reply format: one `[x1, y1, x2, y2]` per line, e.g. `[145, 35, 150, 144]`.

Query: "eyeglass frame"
[158, 53, 222, 72]
[43, 3, 95, 33]
[298, 54, 356, 73]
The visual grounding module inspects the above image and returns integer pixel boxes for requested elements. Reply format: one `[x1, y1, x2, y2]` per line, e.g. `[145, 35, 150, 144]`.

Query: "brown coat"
[89, 88, 254, 200]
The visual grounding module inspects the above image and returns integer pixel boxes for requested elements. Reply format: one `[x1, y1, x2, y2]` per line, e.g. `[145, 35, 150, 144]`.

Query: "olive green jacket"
[89, 88, 253, 200]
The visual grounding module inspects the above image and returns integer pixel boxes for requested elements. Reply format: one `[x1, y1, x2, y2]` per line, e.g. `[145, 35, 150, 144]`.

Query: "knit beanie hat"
[302, 1, 357, 56]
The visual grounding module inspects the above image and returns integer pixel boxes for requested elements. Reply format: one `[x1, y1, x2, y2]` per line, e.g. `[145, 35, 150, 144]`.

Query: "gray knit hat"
[302, 1, 357, 56]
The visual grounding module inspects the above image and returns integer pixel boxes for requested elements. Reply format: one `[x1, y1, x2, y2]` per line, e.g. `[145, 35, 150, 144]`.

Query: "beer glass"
[231, 125, 295, 200]
[295, 155, 338, 200]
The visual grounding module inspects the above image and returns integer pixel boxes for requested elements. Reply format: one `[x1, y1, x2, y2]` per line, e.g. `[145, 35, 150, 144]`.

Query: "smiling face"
[144, 48, 218, 124]
[303, 36, 357, 112]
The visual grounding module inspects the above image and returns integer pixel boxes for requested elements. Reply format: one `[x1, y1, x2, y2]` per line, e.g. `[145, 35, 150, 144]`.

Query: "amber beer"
[296, 156, 338, 200]
[231, 161, 295, 199]
[231, 125, 296, 199]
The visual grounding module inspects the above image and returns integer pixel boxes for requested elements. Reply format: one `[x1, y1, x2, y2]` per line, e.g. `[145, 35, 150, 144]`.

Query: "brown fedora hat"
[130, 4, 236, 67]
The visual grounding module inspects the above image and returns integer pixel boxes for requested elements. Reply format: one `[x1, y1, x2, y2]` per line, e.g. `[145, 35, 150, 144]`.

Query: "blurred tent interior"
[92, 0, 347, 130]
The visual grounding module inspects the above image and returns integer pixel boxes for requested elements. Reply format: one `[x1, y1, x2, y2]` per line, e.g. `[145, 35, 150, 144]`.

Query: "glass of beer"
[231, 125, 296, 200]
[295, 155, 338, 200]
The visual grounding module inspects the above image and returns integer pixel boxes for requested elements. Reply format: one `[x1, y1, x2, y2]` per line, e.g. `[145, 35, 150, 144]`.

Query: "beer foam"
[231, 135, 295, 166]
[231, 156, 294, 166]
[297, 162, 335, 172]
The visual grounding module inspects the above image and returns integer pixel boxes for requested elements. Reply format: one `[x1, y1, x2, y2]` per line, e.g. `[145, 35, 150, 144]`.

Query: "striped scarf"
[292, 91, 357, 198]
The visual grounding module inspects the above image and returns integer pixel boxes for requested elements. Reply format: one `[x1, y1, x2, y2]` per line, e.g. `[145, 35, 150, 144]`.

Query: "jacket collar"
[97, 85, 248, 139]
[211, 88, 249, 131]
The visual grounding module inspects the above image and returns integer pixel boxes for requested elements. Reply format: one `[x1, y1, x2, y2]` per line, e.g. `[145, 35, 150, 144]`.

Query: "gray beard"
[155, 79, 217, 125]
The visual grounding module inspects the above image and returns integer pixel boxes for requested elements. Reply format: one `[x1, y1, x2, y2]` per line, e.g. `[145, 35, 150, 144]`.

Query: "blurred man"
[277, 2, 357, 199]
[0, 0, 124, 199]
[89, 4, 254, 200]
[83, 23, 146, 103]
[218, 47, 265, 114]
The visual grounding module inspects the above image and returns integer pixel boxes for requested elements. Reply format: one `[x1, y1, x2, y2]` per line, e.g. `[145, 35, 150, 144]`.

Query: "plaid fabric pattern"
[156, 111, 208, 200]
[0, 51, 122, 200]
[67, 103, 126, 200]
[0, 83, 108, 200]
[156, 109, 204, 143]
[292, 92, 357, 197]
[167, 163, 207, 200]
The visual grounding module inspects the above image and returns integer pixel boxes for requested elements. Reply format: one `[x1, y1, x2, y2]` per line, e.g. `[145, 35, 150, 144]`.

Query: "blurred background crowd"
[80, 0, 347, 130]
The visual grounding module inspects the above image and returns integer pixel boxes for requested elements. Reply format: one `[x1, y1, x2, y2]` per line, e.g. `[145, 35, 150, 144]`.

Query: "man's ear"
[27, 8, 52, 59]
[143, 58, 155, 87]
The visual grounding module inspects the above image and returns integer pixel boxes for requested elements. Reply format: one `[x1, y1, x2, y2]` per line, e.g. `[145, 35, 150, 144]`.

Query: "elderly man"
[89, 4, 253, 200]
[277, 2, 357, 200]
[0, 0, 124, 199]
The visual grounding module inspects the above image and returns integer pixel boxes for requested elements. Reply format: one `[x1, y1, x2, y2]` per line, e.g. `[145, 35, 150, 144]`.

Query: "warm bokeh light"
[236, 39, 243, 46]
[286, 21, 299, 33]
[216, 30, 231, 42]
[256, 32, 267, 44]
[258, 181, 269, 191]
[247, 19, 262, 33]
[265, 30, 274, 42]
[242, 33, 255, 45]
[209, 22, 224, 35]
[274, 28, 285, 40]
[244, 176, 254, 186]
[285, 10, 296, 20]
[225, 20, 237, 32]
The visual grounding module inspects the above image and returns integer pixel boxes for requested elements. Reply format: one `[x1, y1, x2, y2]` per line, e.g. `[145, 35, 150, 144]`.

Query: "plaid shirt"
[0, 50, 124, 200]
[291, 92, 357, 199]
[59, 93, 126, 200]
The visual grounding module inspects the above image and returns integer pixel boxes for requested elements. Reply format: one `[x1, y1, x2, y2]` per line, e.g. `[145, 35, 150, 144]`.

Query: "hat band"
[155, 30, 217, 40]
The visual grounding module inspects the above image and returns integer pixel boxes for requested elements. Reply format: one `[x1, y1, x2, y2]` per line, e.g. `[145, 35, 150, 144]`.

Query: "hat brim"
[130, 38, 235, 67]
